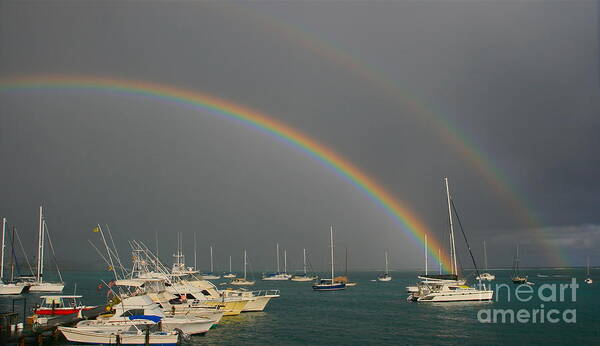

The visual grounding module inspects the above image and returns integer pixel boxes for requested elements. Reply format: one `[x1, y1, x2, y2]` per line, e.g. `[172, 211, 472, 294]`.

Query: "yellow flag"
[92, 226, 100, 233]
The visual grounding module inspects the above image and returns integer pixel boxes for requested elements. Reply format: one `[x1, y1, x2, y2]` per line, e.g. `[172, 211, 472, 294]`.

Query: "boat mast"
[438, 248, 442, 274]
[330, 226, 335, 280]
[243, 250, 247, 279]
[484, 241, 488, 271]
[194, 233, 197, 270]
[587, 256, 590, 276]
[37, 205, 44, 284]
[0, 218, 5, 282]
[385, 251, 389, 275]
[444, 178, 458, 276]
[10, 227, 15, 282]
[284, 250, 287, 274]
[345, 247, 348, 277]
[276, 243, 280, 273]
[425, 235, 428, 275]
[210, 245, 214, 273]
[303, 248, 307, 275]
[229, 255, 232, 273]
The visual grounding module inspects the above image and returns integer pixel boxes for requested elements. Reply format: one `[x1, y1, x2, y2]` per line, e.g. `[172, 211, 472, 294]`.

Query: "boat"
[221, 288, 280, 312]
[201, 246, 221, 280]
[377, 251, 392, 281]
[585, 257, 593, 284]
[262, 243, 291, 280]
[313, 227, 346, 291]
[171, 233, 198, 276]
[58, 326, 179, 345]
[511, 244, 528, 284]
[33, 295, 95, 316]
[223, 256, 236, 278]
[291, 248, 317, 282]
[75, 295, 216, 335]
[476, 241, 495, 281]
[28, 206, 64, 293]
[230, 250, 255, 286]
[0, 218, 25, 295]
[408, 178, 493, 302]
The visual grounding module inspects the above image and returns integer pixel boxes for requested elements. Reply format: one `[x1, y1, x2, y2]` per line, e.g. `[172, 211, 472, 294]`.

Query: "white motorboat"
[262, 244, 291, 281]
[377, 252, 392, 282]
[408, 178, 493, 302]
[28, 206, 64, 293]
[291, 248, 317, 282]
[476, 241, 495, 281]
[59, 326, 179, 345]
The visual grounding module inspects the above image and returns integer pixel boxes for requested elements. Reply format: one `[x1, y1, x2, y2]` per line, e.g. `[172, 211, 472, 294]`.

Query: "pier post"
[145, 327, 150, 345]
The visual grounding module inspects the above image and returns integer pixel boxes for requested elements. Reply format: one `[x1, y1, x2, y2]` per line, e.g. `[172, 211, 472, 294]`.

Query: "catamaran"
[231, 250, 255, 286]
[585, 257, 593, 284]
[262, 243, 291, 280]
[291, 248, 317, 282]
[408, 178, 493, 302]
[0, 218, 26, 295]
[223, 256, 236, 278]
[313, 227, 346, 291]
[476, 241, 495, 281]
[29, 206, 64, 293]
[377, 251, 392, 281]
[511, 244, 527, 284]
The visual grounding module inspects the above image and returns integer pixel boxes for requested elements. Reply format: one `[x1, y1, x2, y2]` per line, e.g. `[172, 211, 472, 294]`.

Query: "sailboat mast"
[444, 178, 458, 276]
[0, 218, 5, 281]
[385, 251, 389, 275]
[210, 245, 214, 273]
[10, 227, 15, 282]
[438, 248, 442, 274]
[425, 235, 428, 275]
[303, 248, 307, 275]
[587, 257, 590, 276]
[37, 205, 44, 283]
[284, 250, 287, 274]
[330, 226, 334, 280]
[243, 250, 247, 279]
[194, 233, 197, 270]
[276, 243, 280, 273]
[229, 255, 232, 273]
[484, 241, 488, 271]
[345, 247, 348, 277]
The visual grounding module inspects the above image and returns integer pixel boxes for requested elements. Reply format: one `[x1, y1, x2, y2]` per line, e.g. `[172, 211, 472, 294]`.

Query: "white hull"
[230, 279, 255, 286]
[414, 289, 493, 302]
[345, 282, 357, 287]
[202, 275, 221, 280]
[161, 317, 215, 335]
[59, 327, 178, 345]
[262, 274, 291, 281]
[77, 317, 215, 335]
[242, 296, 272, 312]
[223, 274, 236, 278]
[290, 276, 316, 282]
[476, 273, 495, 281]
[377, 276, 392, 282]
[585, 278, 593, 284]
[29, 282, 64, 292]
[0, 283, 25, 295]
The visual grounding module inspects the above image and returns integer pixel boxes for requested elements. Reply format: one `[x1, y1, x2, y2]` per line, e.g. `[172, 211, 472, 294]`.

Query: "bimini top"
[417, 274, 459, 281]
[39, 295, 82, 299]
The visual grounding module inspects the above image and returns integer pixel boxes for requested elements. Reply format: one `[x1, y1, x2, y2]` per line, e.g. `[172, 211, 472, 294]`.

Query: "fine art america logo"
[478, 279, 578, 324]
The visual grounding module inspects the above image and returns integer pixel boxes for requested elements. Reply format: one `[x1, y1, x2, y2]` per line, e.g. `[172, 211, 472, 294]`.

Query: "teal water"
[2, 269, 599, 345]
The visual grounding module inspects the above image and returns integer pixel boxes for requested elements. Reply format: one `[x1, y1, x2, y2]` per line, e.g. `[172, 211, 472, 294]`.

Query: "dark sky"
[0, 1, 599, 273]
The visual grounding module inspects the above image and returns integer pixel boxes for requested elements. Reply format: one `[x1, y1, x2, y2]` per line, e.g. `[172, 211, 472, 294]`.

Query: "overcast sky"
[0, 1, 599, 273]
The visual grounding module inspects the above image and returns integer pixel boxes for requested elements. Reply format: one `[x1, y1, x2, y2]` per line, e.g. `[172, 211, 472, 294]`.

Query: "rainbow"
[0, 74, 454, 271]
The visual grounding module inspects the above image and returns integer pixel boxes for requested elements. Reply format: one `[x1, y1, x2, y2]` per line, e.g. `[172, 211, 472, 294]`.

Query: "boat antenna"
[450, 198, 482, 284]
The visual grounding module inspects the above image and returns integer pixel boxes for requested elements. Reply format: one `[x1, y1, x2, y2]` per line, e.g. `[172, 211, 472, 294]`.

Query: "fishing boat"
[377, 251, 392, 281]
[476, 241, 495, 281]
[0, 218, 26, 295]
[585, 257, 593, 284]
[262, 244, 291, 280]
[408, 178, 493, 302]
[201, 246, 221, 280]
[313, 227, 346, 291]
[511, 244, 527, 284]
[223, 256, 236, 279]
[33, 295, 95, 316]
[230, 250, 255, 286]
[58, 326, 179, 345]
[221, 288, 280, 312]
[291, 248, 317, 282]
[28, 206, 64, 293]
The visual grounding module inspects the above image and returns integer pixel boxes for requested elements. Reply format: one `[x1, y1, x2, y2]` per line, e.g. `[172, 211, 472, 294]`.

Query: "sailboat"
[407, 178, 493, 302]
[223, 256, 236, 279]
[262, 243, 291, 280]
[585, 257, 593, 284]
[377, 251, 392, 281]
[202, 246, 221, 280]
[29, 206, 64, 293]
[312, 227, 346, 291]
[0, 218, 25, 295]
[231, 250, 255, 285]
[171, 233, 197, 275]
[511, 244, 527, 284]
[291, 249, 317, 282]
[476, 241, 495, 281]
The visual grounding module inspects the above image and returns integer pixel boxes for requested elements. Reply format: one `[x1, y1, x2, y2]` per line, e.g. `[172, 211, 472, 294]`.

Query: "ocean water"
[2, 269, 599, 345]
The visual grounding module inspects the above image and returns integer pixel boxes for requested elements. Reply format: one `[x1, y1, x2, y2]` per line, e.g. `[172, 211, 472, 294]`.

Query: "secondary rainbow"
[0, 74, 454, 271]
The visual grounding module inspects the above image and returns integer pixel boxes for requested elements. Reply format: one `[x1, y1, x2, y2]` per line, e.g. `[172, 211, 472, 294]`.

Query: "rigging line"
[88, 239, 111, 268]
[14, 229, 35, 276]
[450, 199, 481, 280]
[105, 224, 126, 278]
[43, 220, 63, 282]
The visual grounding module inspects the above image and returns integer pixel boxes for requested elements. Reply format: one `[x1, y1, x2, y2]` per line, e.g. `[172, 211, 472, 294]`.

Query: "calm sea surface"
[2, 269, 599, 345]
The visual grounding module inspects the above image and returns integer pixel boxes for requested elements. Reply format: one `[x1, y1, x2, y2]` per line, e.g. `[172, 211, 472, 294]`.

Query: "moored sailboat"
[223, 256, 236, 278]
[0, 218, 26, 295]
[377, 251, 392, 282]
[585, 257, 593, 284]
[29, 206, 64, 293]
[511, 244, 527, 284]
[313, 227, 345, 291]
[231, 250, 255, 286]
[262, 243, 291, 281]
[291, 248, 317, 282]
[476, 240, 495, 281]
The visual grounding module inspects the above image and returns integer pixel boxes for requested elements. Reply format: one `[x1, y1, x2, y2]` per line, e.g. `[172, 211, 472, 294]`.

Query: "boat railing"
[251, 289, 280, 297]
